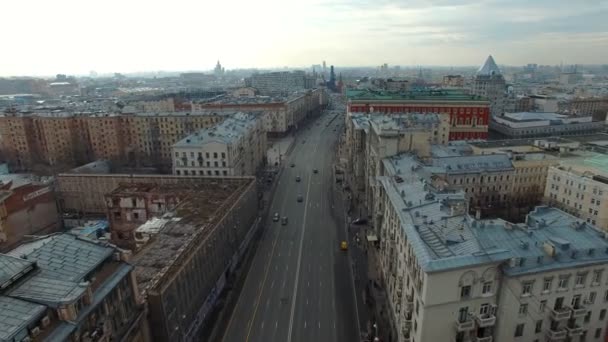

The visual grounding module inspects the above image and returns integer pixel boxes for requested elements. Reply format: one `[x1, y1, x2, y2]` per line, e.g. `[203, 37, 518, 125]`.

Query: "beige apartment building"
[191, 88, 327, 135]
[373, 154, 608, 342]
[544, 159, 608, 230]
[0, 112, 226, 171]
[172, 112, 266, 177]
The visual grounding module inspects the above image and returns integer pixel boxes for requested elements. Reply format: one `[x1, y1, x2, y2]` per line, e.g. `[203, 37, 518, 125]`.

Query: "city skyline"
[2, 0, 607, 77]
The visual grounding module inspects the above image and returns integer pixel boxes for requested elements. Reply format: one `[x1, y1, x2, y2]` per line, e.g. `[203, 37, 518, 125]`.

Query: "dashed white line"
[307, 281, 310, 287]
[270, 280, 275, 289]
[318, 321, 321, 329]
[261, 321, 265, 329]
[304, 321, 307, 329]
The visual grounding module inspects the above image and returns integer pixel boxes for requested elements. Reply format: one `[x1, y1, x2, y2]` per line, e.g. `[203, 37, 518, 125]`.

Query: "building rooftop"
[127, 178, 254, 294]
[0, 296, 46, 342]
[431, 154, 513, 174]
[503, 112, 567, 122]
[346, 88, 489, 103]
[369, 113, 446, 132]
[0, 254, 35, 290]
[381, 153, 608, 274]
[477, 55, 502, 77]
[431, 141, 474, 158]
[173, 112, 258, 147]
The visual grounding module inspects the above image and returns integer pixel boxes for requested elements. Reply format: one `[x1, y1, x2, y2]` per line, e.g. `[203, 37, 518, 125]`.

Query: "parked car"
[351, 218, 368, 225]
[296, 176, 301, 182]
[273, 212, 280, 222]
[281, 216, 288, 225]
[297, 195, 303, 202]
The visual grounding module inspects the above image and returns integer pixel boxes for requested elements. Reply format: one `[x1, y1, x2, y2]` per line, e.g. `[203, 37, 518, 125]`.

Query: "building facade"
[245, 71, 314, 95]
[347, 88, 490, 140]
[0, 112, 226, 171]
[443, 75, 465, 88]
[172, 112, 266, 177]
[544, 163, 608, 231]
[0, 179, 60, 252]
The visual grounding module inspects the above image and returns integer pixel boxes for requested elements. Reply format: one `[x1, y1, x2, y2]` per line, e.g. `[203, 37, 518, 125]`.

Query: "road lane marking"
[261, 321, 265, 329]
[270, 280, 274, 289]
[287, 146, 317, 342]
[243, 208, 284, 342]
[318, 322, 321, 329]
[304, 321, 307, 329]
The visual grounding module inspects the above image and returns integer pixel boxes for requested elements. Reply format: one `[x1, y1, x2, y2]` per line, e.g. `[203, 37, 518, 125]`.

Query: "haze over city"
[2, 0, 608, 76]
[2, 2, 608, 342]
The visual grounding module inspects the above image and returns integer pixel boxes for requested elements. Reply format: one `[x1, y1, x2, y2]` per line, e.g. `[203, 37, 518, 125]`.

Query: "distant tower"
[471, 55, 506, 117]
[327, 66, 337, 92]
[214, 60, 224, 77]
[323, 61, 327, 77]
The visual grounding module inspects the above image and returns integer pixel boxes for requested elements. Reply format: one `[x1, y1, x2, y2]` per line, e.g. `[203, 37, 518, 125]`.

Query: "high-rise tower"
[471, 55, 506, 117]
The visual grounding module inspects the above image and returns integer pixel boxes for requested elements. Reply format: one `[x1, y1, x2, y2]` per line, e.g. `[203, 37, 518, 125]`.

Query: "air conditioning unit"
[31, 327, 40, 337]
[41, 316, 51, 327]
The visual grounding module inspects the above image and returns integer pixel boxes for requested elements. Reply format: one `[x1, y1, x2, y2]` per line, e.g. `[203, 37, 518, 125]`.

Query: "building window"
[543, 278, 553, 292]
[460, 285, 471, 299]
[600, 309, 607, 320]
[206, 152, 210, 158]
[535, 320, 542, 333]
[214, 161, 218, 167]
[221, 152, 226, 159]
[522, 281, 533, 296]
[215, 170, 220, 176]
[519, 303, 528, 315]
[576, 274, 586, 287]
[540, 300, 547, 312]
[207, 171, 212, 175]
[176, 170, 181, 175]
[480, 303, 490, 315]
[589, 292, 597, 304]
[213, 152, 218, 158]
[595, 328, 602, 338]
[482, 281, 492, 295]
[514, 323, 525, 337]
[585, 311, 592, 323]
[199, 170, 204, 175]
[223, 170, 228, 176]
[558, 277, 569, 289]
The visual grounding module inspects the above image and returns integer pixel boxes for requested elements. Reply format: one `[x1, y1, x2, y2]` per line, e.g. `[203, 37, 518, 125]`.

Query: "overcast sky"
[2, 0, 607, 76]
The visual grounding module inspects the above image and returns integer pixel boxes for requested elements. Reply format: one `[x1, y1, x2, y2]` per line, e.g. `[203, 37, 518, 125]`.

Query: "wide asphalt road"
[221, 112, 359, 342]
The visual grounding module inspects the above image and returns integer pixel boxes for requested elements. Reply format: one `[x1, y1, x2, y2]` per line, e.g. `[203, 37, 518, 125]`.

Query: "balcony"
[473, 336, 493, 342]
[403, 313, 413, 331]
[546, 328, 567, 341]
[475, 313, 496, 328]
[455, 316, 475, 332]
[566, 324, 584, 336]
[571, 305, 587, 319]
[550, 307, 572, 321]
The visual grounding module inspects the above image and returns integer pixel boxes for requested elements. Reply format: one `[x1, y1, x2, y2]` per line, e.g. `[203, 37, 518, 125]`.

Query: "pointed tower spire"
[477, 55, 502, 76]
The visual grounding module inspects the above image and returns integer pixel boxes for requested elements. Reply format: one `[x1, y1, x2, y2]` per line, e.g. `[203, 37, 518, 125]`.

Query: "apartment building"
[344, 112, 451, 214]
[347, 88, 490, 140]
[544, 157, 608, 231]
[107, 178, 258, 341]
[0, 112, 226, 171]
[245, 70, 314, 95]
[191, 88, 327, 135]
[558, 97, 608, 118]
[0, 233, 145, 342]
[374, 154, 608, 342]
[442, 75, 465, 88]
[172, 112, 266, 177]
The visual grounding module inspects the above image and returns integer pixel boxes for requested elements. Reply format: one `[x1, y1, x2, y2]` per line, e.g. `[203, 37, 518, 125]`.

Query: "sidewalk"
[267, 135, 295, 168]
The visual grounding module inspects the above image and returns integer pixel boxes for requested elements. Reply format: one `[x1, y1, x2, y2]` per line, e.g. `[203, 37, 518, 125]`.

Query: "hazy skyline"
[2, 0, 607, 77]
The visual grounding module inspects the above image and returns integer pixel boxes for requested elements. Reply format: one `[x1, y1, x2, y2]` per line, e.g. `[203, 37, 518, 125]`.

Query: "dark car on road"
[297, 194, 303, 202]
